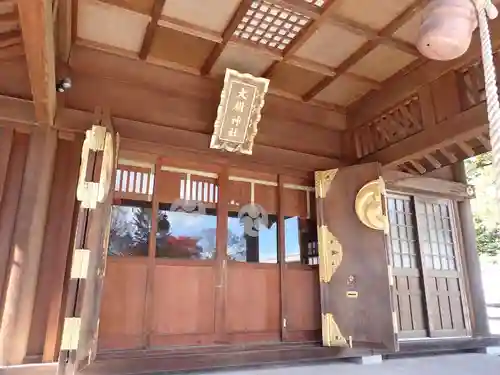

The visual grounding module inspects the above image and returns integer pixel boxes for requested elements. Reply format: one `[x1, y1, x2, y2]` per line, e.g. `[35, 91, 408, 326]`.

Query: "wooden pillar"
[452, 161, 490, 337]
[0, 127, 57, 365]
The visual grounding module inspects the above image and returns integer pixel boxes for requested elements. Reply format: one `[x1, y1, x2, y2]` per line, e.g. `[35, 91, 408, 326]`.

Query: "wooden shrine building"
[0, 0, 498, 374]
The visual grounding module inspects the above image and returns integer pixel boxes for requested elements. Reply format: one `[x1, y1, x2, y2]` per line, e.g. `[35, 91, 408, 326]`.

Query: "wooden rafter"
[457, 141, 475, 158]
[16, 0, 56, 126]
[408, 159, 426, 174]
[200, 0, 252, 75]
[139, 0, 167, 60]
[303, 0, 428, 101]
[440, 148, 458, 164]
[476, 134, 491, 150]
[424, 154, 441, 169]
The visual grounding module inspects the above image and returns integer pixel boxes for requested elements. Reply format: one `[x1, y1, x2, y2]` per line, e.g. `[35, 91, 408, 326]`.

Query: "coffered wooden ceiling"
[75, 0, 428, 113]
[0, 1, 22, 61]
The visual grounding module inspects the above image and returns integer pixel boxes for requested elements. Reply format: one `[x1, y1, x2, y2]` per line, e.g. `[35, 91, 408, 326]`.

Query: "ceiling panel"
[313, 75, 373, 105]
[149, 27, 216, 70]
[393, 9, 423, 45]
[270, 63, 324, 96]
[332, 0, 416, 30]
[78, 0, 149, 53]
[162, 0, 242, 33]
[211, 42, 275, 77]
[348, 45, 416, 82]
[293, 23, 368, 68]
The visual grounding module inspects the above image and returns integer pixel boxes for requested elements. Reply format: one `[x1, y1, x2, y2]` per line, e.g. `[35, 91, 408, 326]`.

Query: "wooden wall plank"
[0, 128, 57, 365]
[38, 137, 81, 361]
[0, 132, 30, 321]
[68, 45, 346, 131]
[0, 127, 13, 205]
[430, 71, 461, 124]
[56, 108, 343, 174]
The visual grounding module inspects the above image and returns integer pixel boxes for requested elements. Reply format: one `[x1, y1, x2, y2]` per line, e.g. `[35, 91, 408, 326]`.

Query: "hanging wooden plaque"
[210, 68, 269, 155]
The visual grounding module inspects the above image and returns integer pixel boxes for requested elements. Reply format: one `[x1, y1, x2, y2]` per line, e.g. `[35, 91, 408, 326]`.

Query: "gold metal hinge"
[70, 249, 90, 279]
[60, 318, 81, 350]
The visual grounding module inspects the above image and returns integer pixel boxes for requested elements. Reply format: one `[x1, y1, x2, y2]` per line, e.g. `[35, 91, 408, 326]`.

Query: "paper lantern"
[417, 0, 477, 60]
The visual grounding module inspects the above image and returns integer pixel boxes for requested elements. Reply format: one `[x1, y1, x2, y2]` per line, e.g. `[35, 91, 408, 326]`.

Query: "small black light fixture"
[56, 77, 72, 93]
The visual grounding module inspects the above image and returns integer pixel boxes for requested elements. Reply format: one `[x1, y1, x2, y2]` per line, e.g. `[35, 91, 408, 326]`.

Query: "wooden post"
[452, 162, 490, 337]
[214, 167, 229, 343]
[277, 175, 287, 341]
[0, 127, 57, 365]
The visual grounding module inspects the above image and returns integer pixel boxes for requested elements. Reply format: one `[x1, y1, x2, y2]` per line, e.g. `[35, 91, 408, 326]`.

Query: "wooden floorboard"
[3, 337, 499, 375]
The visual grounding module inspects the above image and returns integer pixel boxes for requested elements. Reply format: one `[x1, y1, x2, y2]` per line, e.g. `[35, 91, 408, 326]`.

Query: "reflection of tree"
[108, 206, 152, 256]
[227, 230, 246, 261]
[108, 207, 133, 256]
[156, 211, 205, 259]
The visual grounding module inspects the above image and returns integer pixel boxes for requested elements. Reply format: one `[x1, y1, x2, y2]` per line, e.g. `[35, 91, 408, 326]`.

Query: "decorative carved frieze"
[353, 96, 424, 159]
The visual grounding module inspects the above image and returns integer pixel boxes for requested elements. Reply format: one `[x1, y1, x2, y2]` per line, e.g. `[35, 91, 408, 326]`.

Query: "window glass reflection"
[156, 203, 217, 259]
[108, 200, 152, 257]
[285, 216, 318, 265]
[227, 212, 278, 263]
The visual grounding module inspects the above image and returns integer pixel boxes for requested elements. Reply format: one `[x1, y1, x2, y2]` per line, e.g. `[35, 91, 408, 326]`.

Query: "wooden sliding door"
[387, 194, 471, 339]
[150, 167, 221, 347]
[281, 184, 321, 342]
[414, 197, 470, 337]
[224, 176, 281, 344]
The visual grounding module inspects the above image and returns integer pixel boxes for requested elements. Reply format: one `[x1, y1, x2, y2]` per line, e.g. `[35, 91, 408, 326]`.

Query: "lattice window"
[387, 196, 418, 269]
[114, 165, 154, 201]
[234, 0, 311, 51]
[179, 177, 219, 204]
[415, 200, 457, 271]
[304, 0, 326, 7]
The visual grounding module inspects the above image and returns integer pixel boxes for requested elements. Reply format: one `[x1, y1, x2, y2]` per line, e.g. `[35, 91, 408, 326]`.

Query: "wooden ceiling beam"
[303, 0, 427, 101]
[264, 0, 342, 78]
[272, 0, 420, 55]
[201, 0, 252, 75]
[265, 0, 381, 90]
[55, 0, 74, 63]
[139, 0, 166, 60]
[16, 0, 56, 126]
[158, 15, 223, 43]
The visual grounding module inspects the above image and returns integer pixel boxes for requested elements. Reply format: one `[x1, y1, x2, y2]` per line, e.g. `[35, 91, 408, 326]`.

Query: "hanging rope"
[474, 0, 500, 198]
